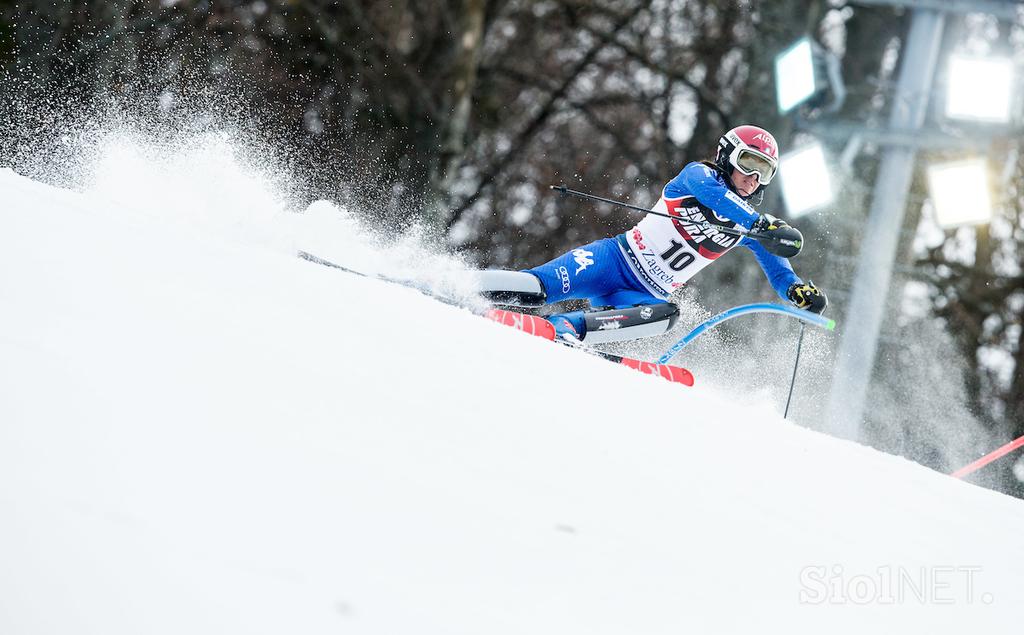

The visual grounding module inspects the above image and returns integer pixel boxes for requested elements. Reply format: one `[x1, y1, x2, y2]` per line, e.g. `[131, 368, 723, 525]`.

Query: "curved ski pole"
[549, 185, 801, 254]
[658, 303, 835, 365]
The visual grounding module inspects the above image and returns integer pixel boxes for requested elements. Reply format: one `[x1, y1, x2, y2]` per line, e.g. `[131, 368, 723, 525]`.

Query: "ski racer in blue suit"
[482, 125, 827, 343]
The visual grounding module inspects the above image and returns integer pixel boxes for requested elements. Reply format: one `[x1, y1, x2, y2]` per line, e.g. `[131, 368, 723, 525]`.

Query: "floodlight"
[775, 39, 817, 113]
[774, 37, 845, 114]
[945, 56, 1015, 123]
[926, 158, 993, 228]
[779, 143, 833, 217]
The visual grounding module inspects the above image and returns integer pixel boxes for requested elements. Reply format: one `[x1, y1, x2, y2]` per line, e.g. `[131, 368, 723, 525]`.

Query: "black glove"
[752, 214, 803, 258]
[752, 213, 789, 232]
[787, 281, 827, 314]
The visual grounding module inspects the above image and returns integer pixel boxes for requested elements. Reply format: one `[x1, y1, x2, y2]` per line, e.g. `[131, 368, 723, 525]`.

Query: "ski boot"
[472, 270, 547, 308]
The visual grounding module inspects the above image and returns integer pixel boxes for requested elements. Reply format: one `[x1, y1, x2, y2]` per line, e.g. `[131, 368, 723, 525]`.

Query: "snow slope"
[2, 166, 1023, 635]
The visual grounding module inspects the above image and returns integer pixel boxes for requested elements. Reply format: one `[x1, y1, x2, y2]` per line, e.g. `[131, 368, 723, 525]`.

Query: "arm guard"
[740, 236, 801, 301]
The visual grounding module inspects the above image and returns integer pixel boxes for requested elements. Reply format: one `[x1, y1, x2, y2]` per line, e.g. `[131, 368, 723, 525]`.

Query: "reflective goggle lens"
[736, 150, 777, 183]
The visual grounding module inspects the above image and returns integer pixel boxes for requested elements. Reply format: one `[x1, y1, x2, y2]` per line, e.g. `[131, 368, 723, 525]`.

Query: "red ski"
[608, 356, 694, 386]
[482, 308, 556, 340]
[296, 254, 696, 387]
[296, 253, 694, 387]
[483, 309, 694, 387]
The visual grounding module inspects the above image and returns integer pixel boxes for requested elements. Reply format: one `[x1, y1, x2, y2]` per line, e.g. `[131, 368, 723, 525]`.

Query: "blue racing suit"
[526, 162, 802, 334]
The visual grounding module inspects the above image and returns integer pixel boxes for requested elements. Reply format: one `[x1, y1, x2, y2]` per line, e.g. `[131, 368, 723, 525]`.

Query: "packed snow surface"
[2, 166, 1023, 634]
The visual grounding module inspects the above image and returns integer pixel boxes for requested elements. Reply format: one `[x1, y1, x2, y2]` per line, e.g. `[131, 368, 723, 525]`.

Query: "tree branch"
[576, 19, 732, 125]
[444, 3, 647, 232]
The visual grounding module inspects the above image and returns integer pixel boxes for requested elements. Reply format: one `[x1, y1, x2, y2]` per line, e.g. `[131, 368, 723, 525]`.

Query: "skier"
[478, 124, 827, 343]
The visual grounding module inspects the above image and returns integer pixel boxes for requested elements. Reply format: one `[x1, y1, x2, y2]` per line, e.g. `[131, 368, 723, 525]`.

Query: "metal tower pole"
[826, 8, 947, 441]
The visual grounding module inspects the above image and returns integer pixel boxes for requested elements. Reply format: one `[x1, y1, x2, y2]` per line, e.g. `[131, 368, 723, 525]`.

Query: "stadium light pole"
[825, 8, 947, 442]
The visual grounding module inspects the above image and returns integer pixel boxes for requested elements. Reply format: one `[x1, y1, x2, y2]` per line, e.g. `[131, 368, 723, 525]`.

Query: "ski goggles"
[731, 148, 778, 184]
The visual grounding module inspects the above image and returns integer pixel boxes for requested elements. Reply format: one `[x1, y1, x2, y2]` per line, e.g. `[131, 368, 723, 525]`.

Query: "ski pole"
[551, 184, 668, 216]
[549, 185, 803, 256]
[551, 184, 751, 239]
[784, 323, 806, 419]
[950, 434, 1024, 479]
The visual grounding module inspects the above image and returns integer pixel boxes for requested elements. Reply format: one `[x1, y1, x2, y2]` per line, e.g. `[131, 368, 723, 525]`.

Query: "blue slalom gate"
[658, 303, 836, 365]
